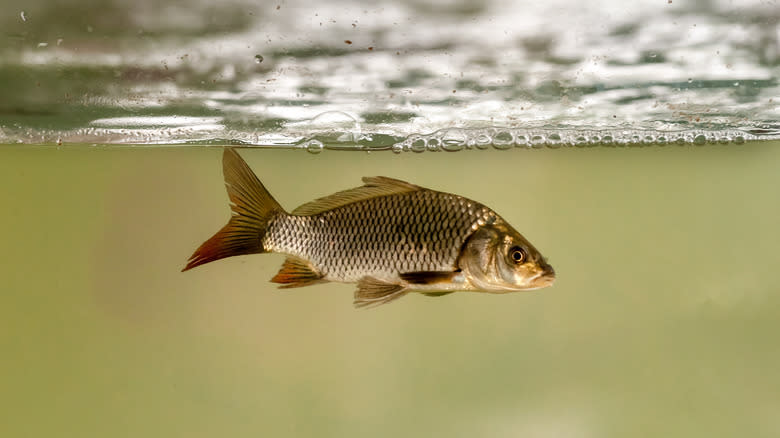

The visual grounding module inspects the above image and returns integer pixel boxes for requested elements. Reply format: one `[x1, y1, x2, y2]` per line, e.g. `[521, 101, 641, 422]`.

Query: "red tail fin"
[182, 148, 284, 271]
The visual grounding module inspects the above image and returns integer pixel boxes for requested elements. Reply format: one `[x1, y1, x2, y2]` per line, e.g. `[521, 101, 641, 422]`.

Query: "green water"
[2, 143, 780, 437]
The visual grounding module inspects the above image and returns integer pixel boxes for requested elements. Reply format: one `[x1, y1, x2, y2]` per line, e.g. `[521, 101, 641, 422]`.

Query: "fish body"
[266, 189, 493, 285]
[184, 149, 555, 307]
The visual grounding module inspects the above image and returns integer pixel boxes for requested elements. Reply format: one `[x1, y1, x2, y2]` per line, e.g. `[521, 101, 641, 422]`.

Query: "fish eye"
[509, 246, 526, 264]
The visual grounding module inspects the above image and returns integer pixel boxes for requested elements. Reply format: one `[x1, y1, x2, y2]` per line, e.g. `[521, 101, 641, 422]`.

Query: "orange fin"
[183, 148, 284, 271]
[271, 257, 325, 288]
[353, 277, 407, 309]
[400, 271, 459, 285]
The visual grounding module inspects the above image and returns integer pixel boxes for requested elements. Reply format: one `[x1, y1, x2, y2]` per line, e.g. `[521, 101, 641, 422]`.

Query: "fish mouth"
[529, 265, 556, 289]
[467, 264, 556, 293]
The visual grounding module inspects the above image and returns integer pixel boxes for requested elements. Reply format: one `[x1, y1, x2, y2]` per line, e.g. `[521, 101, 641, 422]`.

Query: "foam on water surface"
[0, 0, 777, 149]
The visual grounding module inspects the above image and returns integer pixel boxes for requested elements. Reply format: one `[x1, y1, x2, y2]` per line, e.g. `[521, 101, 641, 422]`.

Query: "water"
[1, 0, 778, 147]
[2, 0, 780, 437]
[3, 144, 780, 437]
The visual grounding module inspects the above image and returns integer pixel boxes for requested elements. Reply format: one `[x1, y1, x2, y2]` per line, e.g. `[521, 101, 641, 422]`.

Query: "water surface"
[1, 0, 778, 148]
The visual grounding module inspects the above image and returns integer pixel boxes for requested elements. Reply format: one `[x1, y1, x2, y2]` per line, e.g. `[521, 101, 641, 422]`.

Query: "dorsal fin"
[291, 176, 421, 216]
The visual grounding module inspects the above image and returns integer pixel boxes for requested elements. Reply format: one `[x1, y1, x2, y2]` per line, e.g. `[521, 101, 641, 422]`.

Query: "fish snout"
[531, 263, 556, 288]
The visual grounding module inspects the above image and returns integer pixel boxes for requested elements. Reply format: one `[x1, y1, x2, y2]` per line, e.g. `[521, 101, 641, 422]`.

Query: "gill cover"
[458, 224, 554, 292]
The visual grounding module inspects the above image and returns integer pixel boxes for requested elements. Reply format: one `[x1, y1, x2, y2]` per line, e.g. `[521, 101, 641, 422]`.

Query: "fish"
[183, 148, 555, 308]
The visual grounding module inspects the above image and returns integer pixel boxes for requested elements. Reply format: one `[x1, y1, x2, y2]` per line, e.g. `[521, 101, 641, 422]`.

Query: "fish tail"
[182, 148, 285, 271]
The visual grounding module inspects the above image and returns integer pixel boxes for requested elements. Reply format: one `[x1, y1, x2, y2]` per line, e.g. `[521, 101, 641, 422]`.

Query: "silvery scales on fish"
[183, 148, 555, 308]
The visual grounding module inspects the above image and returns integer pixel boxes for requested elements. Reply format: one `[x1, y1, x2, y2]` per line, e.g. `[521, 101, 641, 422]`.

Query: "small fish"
[183, 148, 555, 308]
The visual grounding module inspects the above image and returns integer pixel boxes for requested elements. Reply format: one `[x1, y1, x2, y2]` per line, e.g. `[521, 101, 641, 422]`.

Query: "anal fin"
[271, 257, 326, 289]
[354, 277, 407, 309]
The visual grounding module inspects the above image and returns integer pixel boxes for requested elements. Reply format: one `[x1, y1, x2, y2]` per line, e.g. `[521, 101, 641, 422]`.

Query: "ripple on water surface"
[0, 0, 777, 148]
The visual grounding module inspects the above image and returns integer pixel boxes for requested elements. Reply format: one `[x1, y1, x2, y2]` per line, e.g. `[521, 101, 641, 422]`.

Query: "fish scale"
[263, 191, 496, 283]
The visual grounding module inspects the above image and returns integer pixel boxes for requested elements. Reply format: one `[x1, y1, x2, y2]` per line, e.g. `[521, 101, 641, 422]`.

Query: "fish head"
[458, 222, 555, 293]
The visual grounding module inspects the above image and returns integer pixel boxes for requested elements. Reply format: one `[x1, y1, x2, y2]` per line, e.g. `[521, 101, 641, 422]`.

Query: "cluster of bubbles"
[385, 128, 751, 154]
[1, 125, 770, 152]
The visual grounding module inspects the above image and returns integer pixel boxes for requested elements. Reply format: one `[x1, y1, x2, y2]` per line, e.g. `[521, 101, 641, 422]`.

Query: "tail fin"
[182, 148, 284, 271]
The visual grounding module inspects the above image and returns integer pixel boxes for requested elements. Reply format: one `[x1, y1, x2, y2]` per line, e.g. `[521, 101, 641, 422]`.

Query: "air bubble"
[410, 137, 427, 153]
[657, 135, 667, 145]
[492, 130, 514, 149]
[575, 135, 588, 147]
[254, 54, 264, 64]
[693, 134, 706, 145]
[427, 137, 441, 151]
[441, 129, 466, 152]
[391, 143, 404, 154]
[514, 134, 530, 148]
[305, 139, 324, 154]
[734, 135, 745, 144]
[474, 133, 491, 149]
[546, 132, 561, 148]
[307, 111, 358, 126]
[530, 134, 546, 148]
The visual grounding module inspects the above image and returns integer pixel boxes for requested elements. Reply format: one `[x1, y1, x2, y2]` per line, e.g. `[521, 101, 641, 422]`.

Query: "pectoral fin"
[354, 277, 407, 309]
